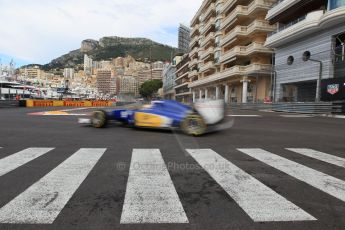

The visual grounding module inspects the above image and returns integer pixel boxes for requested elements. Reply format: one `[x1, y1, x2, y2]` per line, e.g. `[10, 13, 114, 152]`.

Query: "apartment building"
[63, 68, 74, 80]
[138, 61, 164, 86]
[96, 70, 111, 95]
[178, 24, 192, 54]
[266, 0, 345, 102]
[24, 66, 44, 79]
[163, 55, 183, 100]
[84, 54, 93, 76]
[189, 0, 276, 103]
[119, 75, 139, 96]
[174, 54, 192, 103]
[162, 63, 177, 100]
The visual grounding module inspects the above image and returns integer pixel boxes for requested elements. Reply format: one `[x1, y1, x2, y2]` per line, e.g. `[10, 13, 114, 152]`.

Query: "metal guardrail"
[229, 102, 345, 114]
[0, 100, 20, 108]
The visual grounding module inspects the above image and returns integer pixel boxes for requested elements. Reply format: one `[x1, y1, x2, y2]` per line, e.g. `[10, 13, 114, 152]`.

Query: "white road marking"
[120, 149, 188, 224]
[238, 148, 345, 203]
[280, 115, 315, 118]
[186, 149, 315, 222]
[332, 115, 345, 119]
[287, 148, 345, 168]
[227, 115, 262, 117]
[0, 148, 106, 224]
[0, 148, 54, 177]
[61, 108, 94, 112]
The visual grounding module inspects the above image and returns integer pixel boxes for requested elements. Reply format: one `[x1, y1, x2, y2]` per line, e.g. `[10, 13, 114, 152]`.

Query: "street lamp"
[302, 51, 323, 102]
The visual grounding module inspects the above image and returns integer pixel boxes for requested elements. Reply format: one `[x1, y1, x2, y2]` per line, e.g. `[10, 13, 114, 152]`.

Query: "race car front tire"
[181, 114, 206, 136]
[91, 110, 108, 128]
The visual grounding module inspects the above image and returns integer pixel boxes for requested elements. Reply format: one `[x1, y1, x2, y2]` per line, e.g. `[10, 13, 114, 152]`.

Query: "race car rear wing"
[194, 99, 225, 125]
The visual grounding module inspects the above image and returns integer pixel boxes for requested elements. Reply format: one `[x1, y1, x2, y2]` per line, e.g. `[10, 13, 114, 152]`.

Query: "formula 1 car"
[79, 100, 230, 136]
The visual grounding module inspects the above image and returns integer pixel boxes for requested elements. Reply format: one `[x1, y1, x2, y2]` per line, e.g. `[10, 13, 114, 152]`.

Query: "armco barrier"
[0, 100, 19, 108]
[26, 100, 114, 107]
[229, 102, 344, 114]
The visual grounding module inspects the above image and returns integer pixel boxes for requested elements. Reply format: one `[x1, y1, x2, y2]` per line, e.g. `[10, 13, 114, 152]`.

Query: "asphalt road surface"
[0, 106, 345, 230]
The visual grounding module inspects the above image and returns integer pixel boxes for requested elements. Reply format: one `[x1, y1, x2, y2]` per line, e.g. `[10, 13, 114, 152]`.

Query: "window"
[287, 56, 294, 65]
[215, 36, 221, 47]
[328, 0, 345, 10]
[215, 19, 221, 30]
[216, 3, 222, 15]
[215, 51, 221, 63]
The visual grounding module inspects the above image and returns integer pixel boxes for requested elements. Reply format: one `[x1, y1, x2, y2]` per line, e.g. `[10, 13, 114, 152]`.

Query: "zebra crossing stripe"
[238, 149, 345, 203]
[0, 148, 106, 224]
[186, 149, 315, 222]
[120, 149, 188, 224]
[287, 148, 345, 168]
[0, 148, 54, 177]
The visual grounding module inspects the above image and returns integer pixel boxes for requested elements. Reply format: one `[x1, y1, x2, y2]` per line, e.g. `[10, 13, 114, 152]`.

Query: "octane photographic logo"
[327, 84, 340, 95]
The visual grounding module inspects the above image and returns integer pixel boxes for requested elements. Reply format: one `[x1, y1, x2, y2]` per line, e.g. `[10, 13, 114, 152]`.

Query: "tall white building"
[84, 54, 93, 76]
[119, 75, 139, 96]
[63, 68, 75, 79]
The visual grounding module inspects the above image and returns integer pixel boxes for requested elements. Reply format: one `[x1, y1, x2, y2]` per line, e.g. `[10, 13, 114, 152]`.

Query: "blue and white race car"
[79, 100, 229, 136]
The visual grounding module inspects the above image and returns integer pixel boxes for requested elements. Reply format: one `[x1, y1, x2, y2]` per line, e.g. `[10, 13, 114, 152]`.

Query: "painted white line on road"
[120, 149, 188, 224]
[187, 149, 315, 222]
[227, 115, 262, 117]
[287, 148, 345, 168]
[332, 115, 345, 119]
[0, 148, 106, 224]
[280, 115, 315, 118]
[43, 113, 88, 116]
[61, 108, 94, 112]
[0, 148, 54, 177]
[238, 148, 345, 203]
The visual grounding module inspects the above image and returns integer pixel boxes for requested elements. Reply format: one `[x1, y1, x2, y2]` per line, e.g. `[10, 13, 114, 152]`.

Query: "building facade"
[178, 24, 192, 53]
[24, 66, 44, 79]
[138, 61, 164, 86]
[189, 0, 276, 103]
[266, 0, 345, 102]
[96, 70, 112, 95]
[162, 63, 177, 100]
[84, 54, 93, 76]
[174, 54, 192, 103]
[63, 68, 75, 79]
[119, 75, 139, 97]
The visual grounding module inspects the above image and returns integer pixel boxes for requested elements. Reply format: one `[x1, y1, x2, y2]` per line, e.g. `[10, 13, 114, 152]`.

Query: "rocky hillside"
[41, 36, 179, 70]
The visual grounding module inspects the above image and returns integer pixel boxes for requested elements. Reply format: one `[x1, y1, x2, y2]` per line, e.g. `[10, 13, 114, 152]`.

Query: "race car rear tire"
[91, 110, 108, 128]
[181, 114, 206, 136]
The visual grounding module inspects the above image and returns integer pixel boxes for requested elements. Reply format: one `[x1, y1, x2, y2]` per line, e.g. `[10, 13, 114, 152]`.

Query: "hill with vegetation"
[37, 36, 179, 71]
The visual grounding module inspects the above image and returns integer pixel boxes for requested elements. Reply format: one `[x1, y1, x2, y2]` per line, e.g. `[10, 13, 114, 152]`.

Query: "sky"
[0, 0, 203, 67]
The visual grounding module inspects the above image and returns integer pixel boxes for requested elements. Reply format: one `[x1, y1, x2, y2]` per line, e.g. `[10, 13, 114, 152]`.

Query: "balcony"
[190, 24, 200, 37]
[203, 3, 215, 22]
[266, 0, 302, 21]
[189, 36, 199, 48]
[220, 42, 273, 63]
[189, 47, 199, 59]
[200, 47, 215, 60]
[188, 70, 198, 78]
[266, 10, 329, 47]
[221, 20, 276, 46]
[221, 0, 275, 30]
[175, 71, 189, 82]
[189, 64, 272, 88]
[201, 17, 215, 35]
[189, 59, 198, 68]
[199, 61, 215, 73]
[201, 32, 215, 47]
[222, 0, 237, 14]
[174, 82, 189, 89]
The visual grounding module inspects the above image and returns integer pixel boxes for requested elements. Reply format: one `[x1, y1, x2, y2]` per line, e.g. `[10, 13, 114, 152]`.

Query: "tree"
[139, 79, 163, 99]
